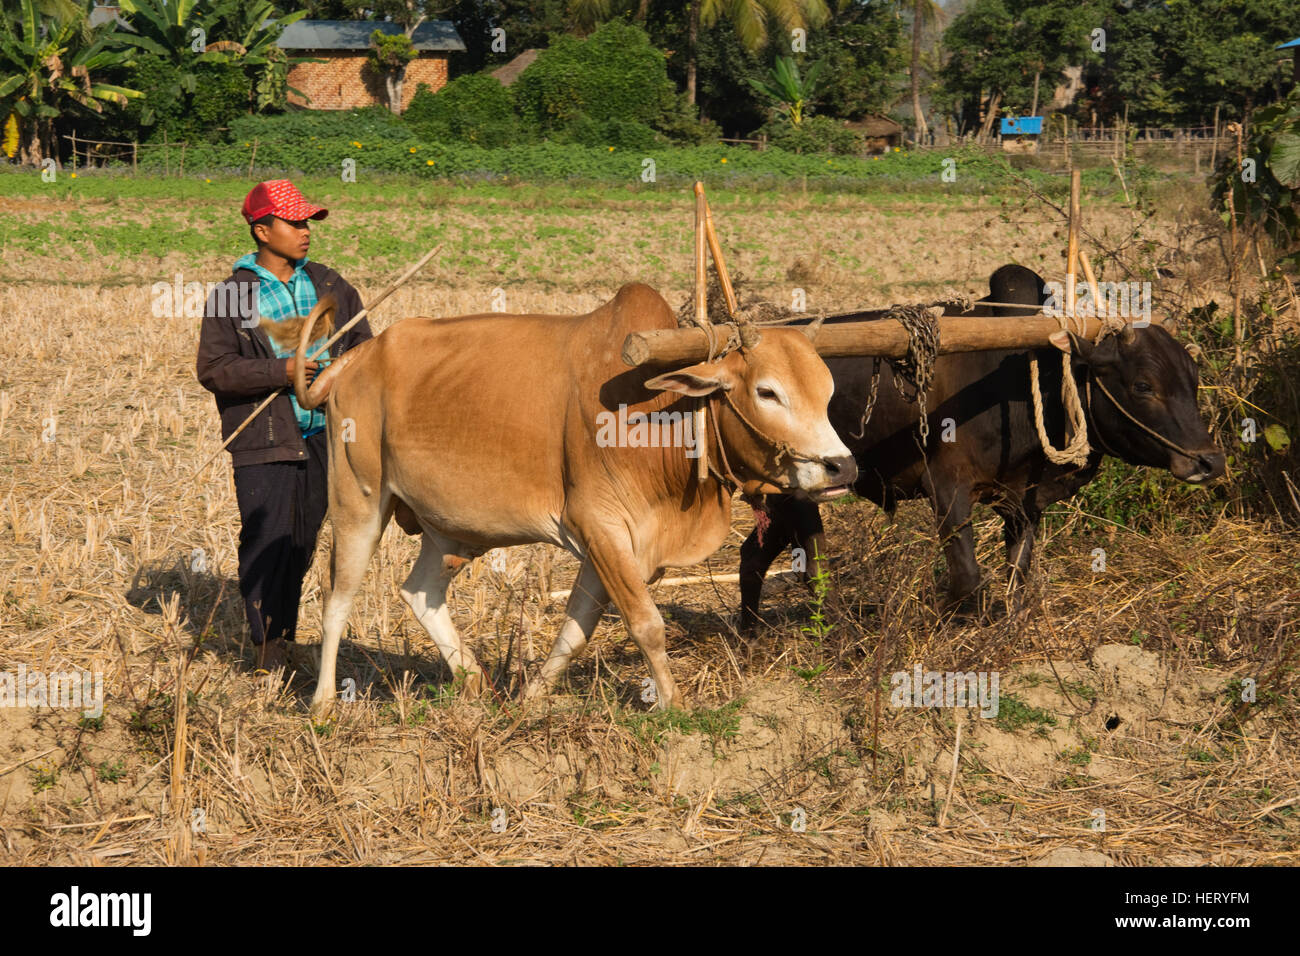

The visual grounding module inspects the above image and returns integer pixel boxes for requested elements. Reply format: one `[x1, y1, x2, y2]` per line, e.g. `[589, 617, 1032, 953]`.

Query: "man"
[196, 180, 372, 672]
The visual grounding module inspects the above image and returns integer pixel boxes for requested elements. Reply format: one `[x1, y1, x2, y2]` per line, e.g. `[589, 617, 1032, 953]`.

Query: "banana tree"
[0, 0, 142, 165]
[114, 0, 224, 115]
[205, 0, 312, 112]
[748, 56, 825, 126]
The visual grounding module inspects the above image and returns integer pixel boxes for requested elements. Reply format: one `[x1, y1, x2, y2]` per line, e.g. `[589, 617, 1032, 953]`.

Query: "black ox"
[739, 264, 1225, 626]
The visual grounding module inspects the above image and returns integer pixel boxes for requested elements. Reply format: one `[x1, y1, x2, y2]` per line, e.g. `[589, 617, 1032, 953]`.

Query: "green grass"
[993, 693, 1058, 736]
[620, 698, 745, 752]
[96, 758, 126, 783]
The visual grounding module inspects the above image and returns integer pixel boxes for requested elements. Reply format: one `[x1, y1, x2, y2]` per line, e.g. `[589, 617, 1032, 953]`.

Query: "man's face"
[255, 216, 311, 260]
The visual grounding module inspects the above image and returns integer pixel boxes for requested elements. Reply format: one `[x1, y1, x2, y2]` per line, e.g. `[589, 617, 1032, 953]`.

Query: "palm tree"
[686, 0, 830, 105]
[0, 0, 142, 165]
[908, 0, 943, 144]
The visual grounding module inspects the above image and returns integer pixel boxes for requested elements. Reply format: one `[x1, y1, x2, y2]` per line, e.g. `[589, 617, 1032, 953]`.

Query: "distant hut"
[1279, 37, 1300, 89]
[845, 115, 903, 154]
[277, 20, 466, 113]
[1000, 116, 1042, 154]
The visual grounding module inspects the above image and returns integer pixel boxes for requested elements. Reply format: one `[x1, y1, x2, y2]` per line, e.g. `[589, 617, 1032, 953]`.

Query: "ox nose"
[1198, 448, 1227, 481]
[824, 455, 858, 486]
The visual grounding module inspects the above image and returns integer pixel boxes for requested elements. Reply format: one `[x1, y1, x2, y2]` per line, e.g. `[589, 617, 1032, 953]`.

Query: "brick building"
[277, 20, 466, 113]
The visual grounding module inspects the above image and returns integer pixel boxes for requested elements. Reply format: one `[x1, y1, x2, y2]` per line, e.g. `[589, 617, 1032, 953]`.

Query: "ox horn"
[294, 294, 338, 410]
[803, 314, 826, 342]
[1120, 323, 1138, 345]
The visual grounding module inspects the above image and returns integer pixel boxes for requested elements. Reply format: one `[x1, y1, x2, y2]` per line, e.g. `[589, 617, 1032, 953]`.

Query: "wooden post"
[248, 138, 258, 178]
[692, 182, 708, 481]
[164, 129, 169, 177]
[180, 142, 186, 178]
[132, 140, 138, 176]
[1066, 168, 1081, 318]
[1210, 104, 1220, 168]
[693, 183, 707, 325]
[70, 131, 77, 173]
[1030, 70, 1040, 117]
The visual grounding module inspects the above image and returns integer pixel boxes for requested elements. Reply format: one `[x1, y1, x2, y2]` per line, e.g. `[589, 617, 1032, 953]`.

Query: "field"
[0, 165, 1297, 865]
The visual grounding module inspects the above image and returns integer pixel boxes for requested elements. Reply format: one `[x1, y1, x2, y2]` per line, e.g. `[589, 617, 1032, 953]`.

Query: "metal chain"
[886, 304, 941, 446]
[849, 356, 882, 440]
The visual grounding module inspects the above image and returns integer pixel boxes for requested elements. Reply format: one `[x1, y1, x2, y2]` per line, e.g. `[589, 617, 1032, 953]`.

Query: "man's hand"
[285, 357, 320, 384]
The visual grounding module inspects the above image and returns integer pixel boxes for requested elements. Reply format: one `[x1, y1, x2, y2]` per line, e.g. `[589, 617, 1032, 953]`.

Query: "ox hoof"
[308, 692, 336, 718]
[457, 669, 488, 700]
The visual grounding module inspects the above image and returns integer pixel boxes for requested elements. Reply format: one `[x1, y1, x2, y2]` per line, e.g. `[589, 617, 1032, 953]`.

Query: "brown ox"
[294, 283, 856, 712]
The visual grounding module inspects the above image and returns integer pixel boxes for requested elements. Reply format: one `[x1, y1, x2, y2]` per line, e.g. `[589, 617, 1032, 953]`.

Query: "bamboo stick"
[1078, 248, 1104, 318]
[693, 184, 708, 481]
[1066, 168, 1081, 319]
[699, 185, 738, 318]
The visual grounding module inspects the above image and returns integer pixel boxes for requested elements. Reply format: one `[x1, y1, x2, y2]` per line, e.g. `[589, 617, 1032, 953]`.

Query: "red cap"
[241, 180, 328, 224]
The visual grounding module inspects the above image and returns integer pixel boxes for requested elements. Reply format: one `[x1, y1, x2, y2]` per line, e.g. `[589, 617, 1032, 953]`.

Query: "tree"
[340, 0, 432, 37]
[367, 29, 416, 113]
[685, 0, 830, 105]
[939, 0, 1104, 138]
[0, 0, 142, 164]
[805, 0, 907, 121]
[908, 0, 942, 142]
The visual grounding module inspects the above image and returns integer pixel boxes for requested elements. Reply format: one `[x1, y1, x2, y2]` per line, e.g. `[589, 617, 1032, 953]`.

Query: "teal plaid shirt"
[235, 252, 328, 437]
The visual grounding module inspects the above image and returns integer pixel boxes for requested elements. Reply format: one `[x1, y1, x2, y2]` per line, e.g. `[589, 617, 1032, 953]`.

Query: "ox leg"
[525, 557, 609, 700]
[791, 506, 829, 589]
[401, 532, 487, 697]
[738, 500, 798, 632]
[995, 503, 1038, 610]
[582, 535, 677, 711]
[311, 495, 391, 715]
[930, 480, 981, 611]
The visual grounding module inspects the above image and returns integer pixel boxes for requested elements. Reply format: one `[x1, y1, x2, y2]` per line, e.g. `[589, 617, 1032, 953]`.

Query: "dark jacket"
[196, 260, 373, 468]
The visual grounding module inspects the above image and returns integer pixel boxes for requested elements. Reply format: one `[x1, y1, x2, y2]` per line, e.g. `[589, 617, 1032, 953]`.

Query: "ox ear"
[1048, 331, 1119, 368]
[645, 363, 732, 397]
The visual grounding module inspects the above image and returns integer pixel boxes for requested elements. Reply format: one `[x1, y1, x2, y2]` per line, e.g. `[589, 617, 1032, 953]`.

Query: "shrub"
[405, 75, 521, 147]
[760, 115, 863, 155]
[512, 22, 674, 136]
[225, 107, 408, 144]
[90, 54, 251, 145]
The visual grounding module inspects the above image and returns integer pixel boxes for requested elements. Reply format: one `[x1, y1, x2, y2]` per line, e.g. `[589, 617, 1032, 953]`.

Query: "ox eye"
[1134, 381, 1154, 395]
[756, 386, 780, 402]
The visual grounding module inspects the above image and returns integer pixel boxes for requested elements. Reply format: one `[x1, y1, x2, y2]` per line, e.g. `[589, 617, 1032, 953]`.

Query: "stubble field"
[0, 169, 1296, 865]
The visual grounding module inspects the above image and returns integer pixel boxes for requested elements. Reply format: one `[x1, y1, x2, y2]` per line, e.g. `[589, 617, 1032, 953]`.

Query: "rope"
[1027, 286, 1128, 467]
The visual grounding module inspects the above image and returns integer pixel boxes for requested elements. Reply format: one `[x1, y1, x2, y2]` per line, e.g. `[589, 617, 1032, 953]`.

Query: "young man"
[196, 180, 372, 672]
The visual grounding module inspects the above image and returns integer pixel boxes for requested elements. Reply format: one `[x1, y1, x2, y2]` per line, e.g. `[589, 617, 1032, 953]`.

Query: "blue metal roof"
[276, 19, 465, 52]
[1001, 116, 1043, 136]
[1278, 37, 1300, 49]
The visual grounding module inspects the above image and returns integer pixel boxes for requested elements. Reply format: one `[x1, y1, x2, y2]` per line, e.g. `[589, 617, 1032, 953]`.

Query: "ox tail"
[294, 294, 338, 410]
